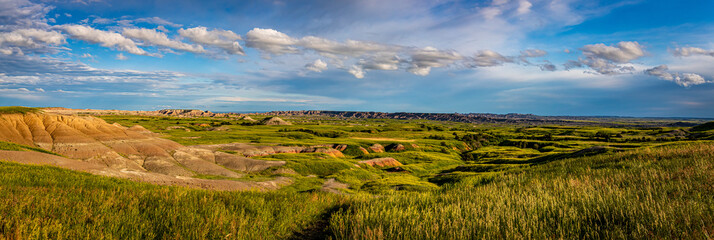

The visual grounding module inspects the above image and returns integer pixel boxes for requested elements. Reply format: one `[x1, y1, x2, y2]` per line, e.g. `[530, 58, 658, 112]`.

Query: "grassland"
[1, 112, 712, 239]
[0, 106, 40, 114]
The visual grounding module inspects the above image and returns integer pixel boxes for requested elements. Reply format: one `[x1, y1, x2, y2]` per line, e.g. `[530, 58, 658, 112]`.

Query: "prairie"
[0, 109, 712, 239]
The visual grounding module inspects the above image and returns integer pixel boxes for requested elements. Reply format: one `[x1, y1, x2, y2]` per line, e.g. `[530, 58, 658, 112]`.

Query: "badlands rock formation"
[259, 117, 292, 125]
[43, 107, 238, 118]
[358, 157, 403, 167]
[0, 112, 290, 190]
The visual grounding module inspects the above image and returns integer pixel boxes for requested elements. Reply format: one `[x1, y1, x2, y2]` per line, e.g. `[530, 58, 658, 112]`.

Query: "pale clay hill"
[0, 112, 300, 190]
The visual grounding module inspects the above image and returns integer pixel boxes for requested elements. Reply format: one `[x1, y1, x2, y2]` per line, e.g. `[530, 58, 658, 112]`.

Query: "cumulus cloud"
[581, 41, 644, 63]
[644, 65, 709, 87]
[299, 36, 398, 58]
[0, 28, 65, 54]
[123, 28, 205, 53]
[245, 28, 298, 55]
[407, 47, 462, 76]
[569, 41, 645, 74]
[673, 47, 714, 58]
[360, 54, 401, 71]
[519, 49, 546, 58]
[238, 28, 552, 77]
[305, 59, 327, 72]
[178, 26, 244, 55]
[517, 49, 548, 66]
[62, 25, 156, 56]
[579, 57, 634, 75]
[471, 50, 512, 67]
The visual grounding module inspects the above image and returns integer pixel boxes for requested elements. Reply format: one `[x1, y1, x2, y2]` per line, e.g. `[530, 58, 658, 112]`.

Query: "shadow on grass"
[288, 203, 351, 240]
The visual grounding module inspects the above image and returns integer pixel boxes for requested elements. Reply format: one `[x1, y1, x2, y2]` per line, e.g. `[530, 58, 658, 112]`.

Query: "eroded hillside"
[0, 112, 294, 190]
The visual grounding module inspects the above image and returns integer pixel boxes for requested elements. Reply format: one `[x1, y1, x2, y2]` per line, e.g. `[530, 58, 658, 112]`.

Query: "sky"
[1, 0, 713, 117]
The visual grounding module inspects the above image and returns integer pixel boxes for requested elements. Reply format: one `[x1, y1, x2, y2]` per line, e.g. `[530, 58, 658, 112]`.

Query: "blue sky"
[1, 0, 713, 117]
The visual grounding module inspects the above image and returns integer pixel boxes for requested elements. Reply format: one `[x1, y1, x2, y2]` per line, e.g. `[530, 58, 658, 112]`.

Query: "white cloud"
[299, 36, 398, 58]
[361, 54, 401, 71]
[178, 26, 244, 55]
[673, 47, 714, 58]
[0, 88, 45, 100]
[62, 25, 156, 56]
[245, 28, 298, 55]
[471, 50, 512, 67]
[0, 28, 65, 54]
[570, 41, 645, 74]
[115, 53, 128, 60]
[305, 59, 328, 72]
[644, 65, 709, 87]
[123, 28, 205, 53]
[581, 41, 644, 63]
[519, 49, 547, 58]
[407, 46, 462, 76]
[348, 65, 365, 79]
[516, 0, 533, 15]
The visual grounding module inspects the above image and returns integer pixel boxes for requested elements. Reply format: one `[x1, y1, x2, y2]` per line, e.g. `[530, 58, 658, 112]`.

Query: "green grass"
[5, 141, 708, 239]
[0, 141, 60, 156]
[256, 153, 356, 177]
[328, 142, 714, 239]
[0, 106, 40, 114]
[691, 121, 714, 132]
[1, 112, 711, 239]
[0, 161, 348, 239]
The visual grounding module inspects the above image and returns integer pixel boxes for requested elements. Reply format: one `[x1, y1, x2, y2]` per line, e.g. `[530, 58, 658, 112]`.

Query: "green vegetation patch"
[0, 141, 60, 156]
[329, 142, 714, 239]
[359, 174, 439, 193]
[691, 121, 714, 132]
[0, 161, 349, 239]
[256, 153, 355, 177]
[0, 106, 40, 114]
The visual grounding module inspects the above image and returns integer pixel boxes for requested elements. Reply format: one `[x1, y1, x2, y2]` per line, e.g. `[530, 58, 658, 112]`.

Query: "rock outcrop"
[358, 157, 403, 167]
[386, 143, 406, 152]
[193, 143, 345, 158]
[259, 117, 291, 125]
[369, 143, 385, 153]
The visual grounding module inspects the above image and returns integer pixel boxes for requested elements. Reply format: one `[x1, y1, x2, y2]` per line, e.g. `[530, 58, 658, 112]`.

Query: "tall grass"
[0, 161, 347, 239]
[328, 142, 714, 239]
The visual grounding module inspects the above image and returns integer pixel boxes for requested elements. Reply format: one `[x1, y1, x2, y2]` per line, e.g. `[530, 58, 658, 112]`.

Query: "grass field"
[0, 112, 712, 239]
